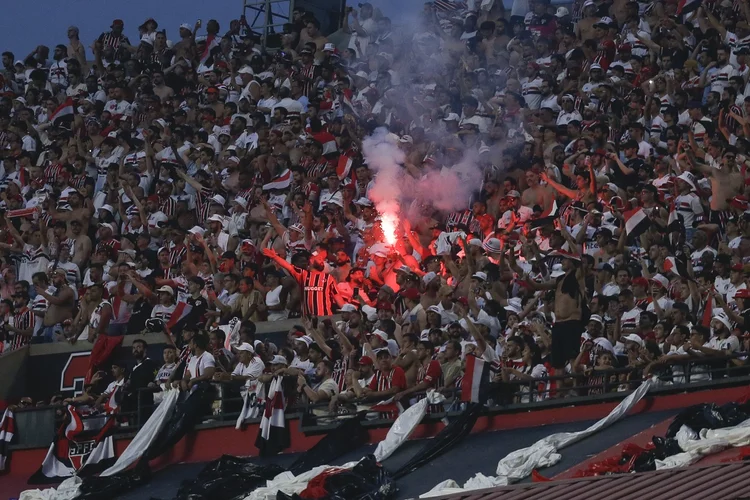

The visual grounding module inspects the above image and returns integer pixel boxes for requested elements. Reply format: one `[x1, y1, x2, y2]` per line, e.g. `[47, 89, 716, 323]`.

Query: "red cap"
[147, 194, 159, 203]
[732, 263, 744, 272]
[206, 86, 220, 94]
[359, 356, 374, 366]
[632, 277, 648, 288]
[112, 19, 124, 27]
[736, 289, 750, 299]
[527, 62, 540, 71]
[401, 287, 420, 301]
[376, 300, 393, 311]
[456, 296, 469, 307]
[618, 43, 632, 52]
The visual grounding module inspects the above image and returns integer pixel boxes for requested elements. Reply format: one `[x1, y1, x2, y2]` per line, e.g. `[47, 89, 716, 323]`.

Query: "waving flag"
[529, 200, 559, 230]
[262, 169, 291, 191]
[166, 301, 192, 330]
[664, 256, 688, 278]
[236, 381, 266, 429]
[50, 97, 75, 128]
[29, 405, 117, 484]
[460, 355, 490, 404]
[199, 34, 220, 66]
[336, 155, 353, 180]
[255, 376, 289, 456]
[0, 408, 15, 471]
[624, 207, 649, 238]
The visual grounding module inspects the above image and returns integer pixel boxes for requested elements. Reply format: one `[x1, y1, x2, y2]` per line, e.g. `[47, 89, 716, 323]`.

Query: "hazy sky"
[0, 0, 411, 61]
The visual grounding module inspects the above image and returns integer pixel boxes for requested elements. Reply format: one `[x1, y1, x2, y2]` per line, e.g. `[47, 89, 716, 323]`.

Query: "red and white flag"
[199, 34, 220, 66]
[50, 97, 75, 127]
[262, 169, 292, 191]
[663, 256, 687, 278]
[336, 155, 353, 180]
[255, 376, 290, 456]
[624, 207, 649, 237]
[166, 301, 192, 330]
[0, 408, 15, 471]
[461, 355, 490, 403]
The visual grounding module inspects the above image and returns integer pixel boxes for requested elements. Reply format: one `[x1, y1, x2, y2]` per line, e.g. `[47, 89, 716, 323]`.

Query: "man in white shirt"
[176, 333, 216, 393]
[215, 342, 265, 394]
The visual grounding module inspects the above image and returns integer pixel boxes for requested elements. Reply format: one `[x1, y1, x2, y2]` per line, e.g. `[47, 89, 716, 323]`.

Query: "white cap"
[504, 297, 522, 314]
[118, 248, 136, 258]
[472, 272, 487, 281]
[180, 23, 193, 32]
[324, 42, 335, 52]
[188, 226, 205, 236]
[443, 113, 460, 122]
[233, 196, 249, 209]
[422, 271, 438, 284]
[218, 126, 231, 137]
[236, 342, 255, 353]
[270, 355, 288, 365]
[596, 16, 614, 26]
[399, 135, 414, 144]
[207, 214, 225, 223]
[211, 194, 226, 206]
[550, 263, 565, 278]
[295, 335, 313, 347]
[354, 197, 373, 207]
[99, 222, 116, 232]
[371, 329, 388, 342]
[100, 204, 114, 213]
[157, 285, 174, 295]
[341, 303, 358, 312]
[238, 66, 253, 75]
[355, 71, 369, 79]
[589, 314, 604, 324]
[361, 304, 378, 322]
[555, 6, 570, 17]
[622, 333, 644, 347]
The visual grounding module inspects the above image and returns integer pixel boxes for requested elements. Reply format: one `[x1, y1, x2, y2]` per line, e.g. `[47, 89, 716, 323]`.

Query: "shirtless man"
[521, 168, 555, 212]
[526, 251, 586, 370]
[151, 70, 174, 102]
[575, 2, 600, 42]
[695, 149, 736, 236]
[49, 191, 94, 237]
[35, 268, 76, 342]
[67, 219, 92, 269]
[394, 333, 419, 387]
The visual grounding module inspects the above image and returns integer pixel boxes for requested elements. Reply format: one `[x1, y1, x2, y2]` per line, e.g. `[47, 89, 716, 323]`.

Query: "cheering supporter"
[10, 0, 750, 424]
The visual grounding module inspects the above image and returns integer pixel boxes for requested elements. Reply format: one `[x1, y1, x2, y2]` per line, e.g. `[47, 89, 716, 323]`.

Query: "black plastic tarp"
[173, 455, 285, 500]
[391, 403, 483, 479]
[289, 413, 368, 475]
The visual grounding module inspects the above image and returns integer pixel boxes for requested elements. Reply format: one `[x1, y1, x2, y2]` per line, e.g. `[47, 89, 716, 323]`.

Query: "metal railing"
[9, 353, 750, 448]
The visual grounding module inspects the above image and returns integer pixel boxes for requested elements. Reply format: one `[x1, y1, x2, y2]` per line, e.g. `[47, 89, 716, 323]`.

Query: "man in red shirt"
[262, 248, 345, 316]
[394, 340, 442, 402]
[364, 349, 406, 400]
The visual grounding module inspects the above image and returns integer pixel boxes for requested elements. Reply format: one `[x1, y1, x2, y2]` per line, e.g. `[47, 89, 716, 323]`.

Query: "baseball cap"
[236, 342, 255, 353]
[157, 286, 174, 295]
[555, 7, 570, 17]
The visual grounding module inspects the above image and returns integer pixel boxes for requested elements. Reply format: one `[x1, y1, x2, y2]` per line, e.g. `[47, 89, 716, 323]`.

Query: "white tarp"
[247, 392, 441, 499]
[421, 378, 658, 497]
[374, 390, 445, 462]
[100, 387, 180, 476]
[20, 476, 81, 500]
[656, 417, 750, 469]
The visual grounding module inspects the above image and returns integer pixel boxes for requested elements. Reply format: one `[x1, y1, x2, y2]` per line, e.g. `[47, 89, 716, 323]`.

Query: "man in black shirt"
[127, 339, 160, 423]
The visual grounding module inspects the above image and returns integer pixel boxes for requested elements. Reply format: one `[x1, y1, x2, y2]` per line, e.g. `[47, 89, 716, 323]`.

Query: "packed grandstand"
[5, 0, 750, 498]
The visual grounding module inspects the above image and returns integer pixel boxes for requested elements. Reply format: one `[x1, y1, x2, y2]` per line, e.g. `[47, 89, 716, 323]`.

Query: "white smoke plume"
[362, 127, 485, 236]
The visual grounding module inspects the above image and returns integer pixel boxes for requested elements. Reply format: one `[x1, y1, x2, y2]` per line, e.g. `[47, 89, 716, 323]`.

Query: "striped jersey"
[368, 366, 407, 392]
[8, 306, 34, 350]
[288, 266, 339, 316]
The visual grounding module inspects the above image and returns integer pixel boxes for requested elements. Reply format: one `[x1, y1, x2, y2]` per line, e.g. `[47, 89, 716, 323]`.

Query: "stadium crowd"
[5, 0, 750, 415]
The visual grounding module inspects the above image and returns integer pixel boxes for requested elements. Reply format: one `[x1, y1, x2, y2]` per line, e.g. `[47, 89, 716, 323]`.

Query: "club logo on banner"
[29, 400, 118, 484]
